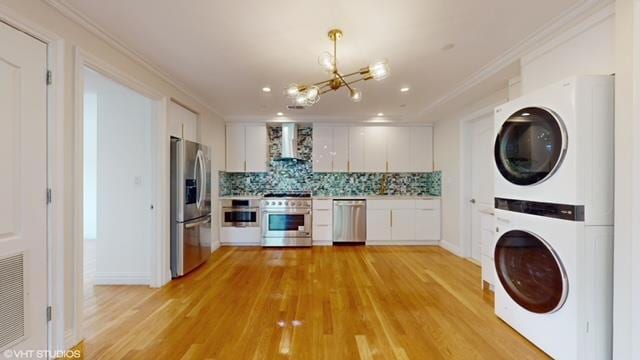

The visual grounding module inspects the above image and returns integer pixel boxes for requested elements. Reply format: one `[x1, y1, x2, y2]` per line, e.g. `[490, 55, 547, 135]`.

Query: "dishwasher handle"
[333, 201, 366, 207]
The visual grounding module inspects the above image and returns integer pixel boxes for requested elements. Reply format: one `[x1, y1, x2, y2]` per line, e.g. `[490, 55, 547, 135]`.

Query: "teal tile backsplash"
[220, 126, 441, 197]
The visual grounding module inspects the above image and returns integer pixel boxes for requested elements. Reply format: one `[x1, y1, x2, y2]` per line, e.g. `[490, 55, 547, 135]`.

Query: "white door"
[225, 124, 245, 172]
[312, 125, 332, 172]
[244, 125, 267, 172]
[332, 127, 349, 172]
[470, 116, 494, 261]
[0, 21, 48, 353]
[387, 127, 411, 172]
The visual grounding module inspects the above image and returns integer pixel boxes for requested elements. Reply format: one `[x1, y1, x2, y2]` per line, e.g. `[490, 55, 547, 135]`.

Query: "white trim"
[415, 0, 611, 119]
[458, 103, 504, 260]
[366, 240, 439, 246]
[221, 242, 261, 247]
[312, 241, 333, 246]
[521, 3, 615, 66]
[0, 4, 67, 353]
[63, 329, 74, 350]
[438, 240, 463, 256]
[73, 47, 172, 344]
[43, 0, 224, 119]
[93, 274, 151, 285]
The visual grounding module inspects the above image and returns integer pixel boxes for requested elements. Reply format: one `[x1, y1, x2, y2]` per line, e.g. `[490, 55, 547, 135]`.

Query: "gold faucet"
[379, 174, 389, 195]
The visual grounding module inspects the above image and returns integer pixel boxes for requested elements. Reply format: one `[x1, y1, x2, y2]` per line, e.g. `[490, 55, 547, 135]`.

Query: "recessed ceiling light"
[400, 87, 410, 92]
[442, 43, 455, 51]
[276, 112, 284, 116]
[522, 112, 531, 116]
[377, 112, 384, 117]
[262, 87, 272, 93]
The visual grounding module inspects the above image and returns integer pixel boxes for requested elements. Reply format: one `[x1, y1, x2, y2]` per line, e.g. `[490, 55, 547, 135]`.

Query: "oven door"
[222, 207, 259, 227]
[262, 208, 312, 238]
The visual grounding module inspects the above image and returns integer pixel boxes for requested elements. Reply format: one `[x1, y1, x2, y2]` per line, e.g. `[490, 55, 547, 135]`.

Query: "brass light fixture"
[285, 29, 390, 107]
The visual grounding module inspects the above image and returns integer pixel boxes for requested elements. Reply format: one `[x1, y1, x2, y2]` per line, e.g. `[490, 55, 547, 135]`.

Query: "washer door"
[494, 107, 566, 186]
[494, 230, 568, 314]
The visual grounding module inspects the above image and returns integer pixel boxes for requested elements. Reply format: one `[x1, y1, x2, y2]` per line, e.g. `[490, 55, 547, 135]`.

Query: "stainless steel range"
[261, 191, 312, 247]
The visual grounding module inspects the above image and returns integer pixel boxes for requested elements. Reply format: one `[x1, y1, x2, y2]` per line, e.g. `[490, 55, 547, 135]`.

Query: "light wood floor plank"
[83, 246, 548, 359]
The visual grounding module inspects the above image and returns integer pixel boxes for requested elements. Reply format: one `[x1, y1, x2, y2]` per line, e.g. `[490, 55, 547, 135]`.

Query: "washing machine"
[493, 75, 614, 225]
[493, 202, 613, 359]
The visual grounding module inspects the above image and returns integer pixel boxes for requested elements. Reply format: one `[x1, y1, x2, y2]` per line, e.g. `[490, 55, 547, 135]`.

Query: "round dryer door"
[494, 107, 567, 186]
[494, 230, 568, 314]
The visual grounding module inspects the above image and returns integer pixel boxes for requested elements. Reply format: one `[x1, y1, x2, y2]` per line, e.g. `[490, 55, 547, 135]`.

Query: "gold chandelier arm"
[344, 77, 365, 86]
[313, 79, 333, 86]
[335, 72, 354, 92]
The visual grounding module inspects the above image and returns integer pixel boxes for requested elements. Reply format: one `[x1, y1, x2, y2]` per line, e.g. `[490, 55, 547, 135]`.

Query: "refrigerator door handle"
[185, 216, 211, 229]
[198, 150, 206, 208]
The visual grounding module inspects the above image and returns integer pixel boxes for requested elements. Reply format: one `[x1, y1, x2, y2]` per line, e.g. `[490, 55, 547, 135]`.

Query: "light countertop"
[219, 195, 440, 200]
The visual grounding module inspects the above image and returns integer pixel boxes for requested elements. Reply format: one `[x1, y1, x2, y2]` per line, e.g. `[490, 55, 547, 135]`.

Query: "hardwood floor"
[83, 246, 548, 359]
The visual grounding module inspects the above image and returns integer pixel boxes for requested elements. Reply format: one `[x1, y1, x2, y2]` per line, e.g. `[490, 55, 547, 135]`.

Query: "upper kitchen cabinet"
[225, 123, 267, 172]
[349, 126, 366, 172]
[387, 127, 412, 172]
[168, 100, 198, 142]
[312, 125, 349, 172]
[364, 126, 388, 172]
[410, 126, 433, 172]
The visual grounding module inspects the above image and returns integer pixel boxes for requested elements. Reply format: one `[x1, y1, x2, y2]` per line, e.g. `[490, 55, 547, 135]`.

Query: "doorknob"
[470, 199, 476, 204]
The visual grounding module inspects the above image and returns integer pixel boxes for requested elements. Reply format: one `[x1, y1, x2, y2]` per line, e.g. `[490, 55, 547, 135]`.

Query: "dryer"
[493, 75, 614, 225]
[493, 203, 613, 359]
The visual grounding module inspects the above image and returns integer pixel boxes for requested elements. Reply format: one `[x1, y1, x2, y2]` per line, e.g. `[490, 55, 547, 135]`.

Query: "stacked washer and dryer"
[492, 75, 614, 359]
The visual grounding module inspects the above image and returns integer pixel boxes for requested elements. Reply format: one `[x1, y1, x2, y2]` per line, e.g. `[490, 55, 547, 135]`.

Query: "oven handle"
[262, 209, 311, 215]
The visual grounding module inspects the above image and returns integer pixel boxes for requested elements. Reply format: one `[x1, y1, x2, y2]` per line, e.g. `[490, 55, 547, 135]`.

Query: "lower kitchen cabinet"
[366, 199, 441, 244]
[312, 200, 333, 244]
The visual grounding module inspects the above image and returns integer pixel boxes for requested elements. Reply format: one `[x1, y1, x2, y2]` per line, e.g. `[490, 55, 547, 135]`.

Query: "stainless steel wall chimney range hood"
[278, 123, 300, 160]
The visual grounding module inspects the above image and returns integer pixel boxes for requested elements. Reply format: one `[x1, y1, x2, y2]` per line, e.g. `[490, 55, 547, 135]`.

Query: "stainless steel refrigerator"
[170, 138, 212, 278]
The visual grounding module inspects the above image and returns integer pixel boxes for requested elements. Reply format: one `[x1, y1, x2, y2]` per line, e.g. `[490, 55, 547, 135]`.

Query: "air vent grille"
[0, 253, 25, 350]
[286, 105, 306, 110]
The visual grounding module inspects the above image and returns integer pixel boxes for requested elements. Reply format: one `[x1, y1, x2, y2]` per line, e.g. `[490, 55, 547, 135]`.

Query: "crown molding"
[43, 0, 225, 120]
[414, 0, 614, 120]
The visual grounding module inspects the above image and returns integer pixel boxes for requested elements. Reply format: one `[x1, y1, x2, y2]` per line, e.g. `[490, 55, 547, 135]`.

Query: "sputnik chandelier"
[284, 29, 390, 107]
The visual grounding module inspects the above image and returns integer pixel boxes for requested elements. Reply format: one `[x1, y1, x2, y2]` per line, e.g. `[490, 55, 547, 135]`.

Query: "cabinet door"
[387, 127, 412, 172]
[168, 101, 198, 141]
[364, 126, 388, 172]
[312, 125, 333, 172]
[332, 127, 349, 172]
[349, 126, 366, 172]
[226, 124, 245, 172]
[245, 124, 268, 172]
[415, 209, 440, 240]
[391, 209, 415, 240]
[366, 209, 391, 241]
[410, 126, 433, 172]
[181, 111, 198, 142]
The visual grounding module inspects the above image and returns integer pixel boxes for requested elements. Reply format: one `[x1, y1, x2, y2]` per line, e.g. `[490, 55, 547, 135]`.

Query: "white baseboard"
[211, 241, 221, 252]
[312, 240, 332, 246]
[64, 329, 76, 350]
[220, 242, 261, 246]
[94, 272, 150, 285]
[439, 240, 463, 256]
[366, 240, 439, 246]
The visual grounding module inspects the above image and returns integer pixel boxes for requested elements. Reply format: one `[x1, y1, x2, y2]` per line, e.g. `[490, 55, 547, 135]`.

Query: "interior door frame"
[73, 48, 171, 343]
[0, 3, 66, 354]
[459, 102, 506, 259]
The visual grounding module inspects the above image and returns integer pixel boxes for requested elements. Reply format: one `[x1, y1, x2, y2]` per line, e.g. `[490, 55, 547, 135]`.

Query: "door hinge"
[47, 188, 52, 204]
[46, 306, 52, 322]
[46, 70, 52, 85]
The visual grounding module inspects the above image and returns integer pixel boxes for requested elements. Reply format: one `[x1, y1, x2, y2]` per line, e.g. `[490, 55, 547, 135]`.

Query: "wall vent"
[0, 253, 25, 350]
[286, 105, 306, 110]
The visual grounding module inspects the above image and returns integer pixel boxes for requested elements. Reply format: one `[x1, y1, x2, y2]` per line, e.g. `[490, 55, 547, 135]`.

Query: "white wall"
[521, 7, 615, 93]
[85, 68, 153, 285]
[612, 0, 640, 358]
[0, 0, 226, 349]
[433, 88, 509, 254]
[82, 93, 97, 240]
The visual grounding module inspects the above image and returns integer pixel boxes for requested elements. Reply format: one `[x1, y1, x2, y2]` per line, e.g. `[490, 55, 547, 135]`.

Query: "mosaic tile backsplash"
[219, 126, 441, 197]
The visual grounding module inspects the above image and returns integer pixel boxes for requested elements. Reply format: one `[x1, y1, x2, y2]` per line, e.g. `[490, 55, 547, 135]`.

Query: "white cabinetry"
[312, 199, 333, 244]
[480, 211, 496, 290]
[168, 101, 198, 142]
[312, 126, 349, 172]
[225, 123, 267, 172]
[367, 199, 441, 244]
[344, 126, 433, 173]
[410, 126, 433, 172]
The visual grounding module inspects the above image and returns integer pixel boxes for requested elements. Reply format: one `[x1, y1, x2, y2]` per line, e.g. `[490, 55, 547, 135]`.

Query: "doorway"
[461, 112, 495, 263]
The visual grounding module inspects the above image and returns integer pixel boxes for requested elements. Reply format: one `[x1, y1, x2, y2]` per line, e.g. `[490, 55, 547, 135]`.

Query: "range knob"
[278, 201, 282, 205]
[284, 201, 289, 205]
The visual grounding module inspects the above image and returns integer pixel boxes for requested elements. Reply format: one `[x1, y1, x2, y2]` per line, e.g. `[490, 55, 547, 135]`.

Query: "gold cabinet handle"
[390, 209, 393, 227]
[347, 160, 351, 172]
[386, 161, 389, 172]
[244, 160, 246, 172]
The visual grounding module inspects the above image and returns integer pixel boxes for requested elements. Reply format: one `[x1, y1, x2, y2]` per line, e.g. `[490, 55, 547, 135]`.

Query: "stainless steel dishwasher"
[333, 200, 366, 244]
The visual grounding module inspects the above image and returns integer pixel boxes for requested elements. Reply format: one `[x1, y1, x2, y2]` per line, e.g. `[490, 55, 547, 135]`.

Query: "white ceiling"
[62, 0, 582, 121]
